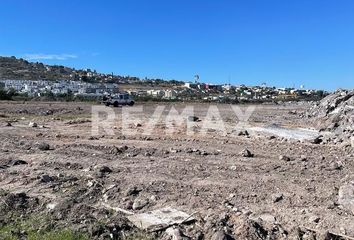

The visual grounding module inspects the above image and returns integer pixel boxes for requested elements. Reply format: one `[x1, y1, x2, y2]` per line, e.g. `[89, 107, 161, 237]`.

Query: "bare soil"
[0, 101, 353, 239]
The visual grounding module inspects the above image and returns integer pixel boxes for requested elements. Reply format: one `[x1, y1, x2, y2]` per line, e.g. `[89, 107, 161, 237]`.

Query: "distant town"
[0, 56, 326, 102]
[0, 78, 326, 102]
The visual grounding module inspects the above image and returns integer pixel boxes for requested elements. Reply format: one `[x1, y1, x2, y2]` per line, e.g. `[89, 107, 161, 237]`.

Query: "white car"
[103, 93, 135, 107]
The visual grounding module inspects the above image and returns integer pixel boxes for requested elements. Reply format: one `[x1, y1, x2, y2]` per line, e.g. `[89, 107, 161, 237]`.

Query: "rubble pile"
[308, 89, 354, 144]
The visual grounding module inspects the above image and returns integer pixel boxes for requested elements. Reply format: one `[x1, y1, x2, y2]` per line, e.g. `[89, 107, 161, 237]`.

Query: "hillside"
[0, 56, 76, 81]
[0, 56, 184, 86]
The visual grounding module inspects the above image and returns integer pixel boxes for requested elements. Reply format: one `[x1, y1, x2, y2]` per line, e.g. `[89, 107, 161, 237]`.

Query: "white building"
[164, 89, 177, 99]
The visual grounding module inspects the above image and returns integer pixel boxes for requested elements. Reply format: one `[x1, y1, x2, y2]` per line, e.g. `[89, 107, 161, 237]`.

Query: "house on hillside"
[164, 89, 178, 99]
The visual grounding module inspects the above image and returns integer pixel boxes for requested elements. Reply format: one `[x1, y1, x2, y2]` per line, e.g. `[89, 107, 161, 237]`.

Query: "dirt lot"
[0, 101, 353, 239]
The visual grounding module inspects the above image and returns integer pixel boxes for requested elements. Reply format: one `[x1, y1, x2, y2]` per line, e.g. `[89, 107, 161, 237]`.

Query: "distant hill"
[0, 56, 77, 81]
[0, 56, 185, 86]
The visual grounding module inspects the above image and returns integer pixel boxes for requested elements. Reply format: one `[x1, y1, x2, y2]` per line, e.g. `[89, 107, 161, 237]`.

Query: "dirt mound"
[308, 89, 354, 143]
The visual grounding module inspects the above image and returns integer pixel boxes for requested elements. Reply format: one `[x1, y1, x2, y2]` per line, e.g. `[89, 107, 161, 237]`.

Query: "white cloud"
[23, 53, 78, 61]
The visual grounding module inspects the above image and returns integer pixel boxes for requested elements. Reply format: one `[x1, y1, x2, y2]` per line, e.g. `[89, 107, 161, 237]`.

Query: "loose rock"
[132, 198, 149, 210]
[29, 122, 38, 127]
[308, 215, 320, 223]
[279, 155, 291, 161]
[10, 159, 28, 166]
[99, 166, 112, 174]
[338, 183, 354, 214]
[188, 116, 199, 122]
[165, 227, 191, 240]
[272, 193, 284, 203]
[125, 186, 141, 196]
[239, 149, 254, 158]
[38, 143, 50, 151]
[211, 231, 233, 240]
[40, 174, 53, 183]
[233, 129, 249, 136]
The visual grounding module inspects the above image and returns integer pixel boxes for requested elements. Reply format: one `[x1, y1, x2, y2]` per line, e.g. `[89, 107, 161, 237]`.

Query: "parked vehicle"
[103, 93, 135, 107]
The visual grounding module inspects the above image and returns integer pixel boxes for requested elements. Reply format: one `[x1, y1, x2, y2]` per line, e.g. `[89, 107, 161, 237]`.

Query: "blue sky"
[0, 0, 353, 90]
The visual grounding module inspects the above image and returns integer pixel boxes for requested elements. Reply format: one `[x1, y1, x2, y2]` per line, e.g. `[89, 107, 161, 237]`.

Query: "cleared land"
[0, 101, 353, 239]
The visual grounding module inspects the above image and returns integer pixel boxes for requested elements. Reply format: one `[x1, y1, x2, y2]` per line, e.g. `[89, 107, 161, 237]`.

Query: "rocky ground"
[308, 89, 354, 146]
[0, 101, 354, 240]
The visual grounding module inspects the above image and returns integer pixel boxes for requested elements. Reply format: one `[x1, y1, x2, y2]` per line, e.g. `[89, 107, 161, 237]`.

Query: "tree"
[0, 87, 16, 100]
[42, 90, 55, 100]
[316, 90, 324, 97]
[0, 89, 11, 100]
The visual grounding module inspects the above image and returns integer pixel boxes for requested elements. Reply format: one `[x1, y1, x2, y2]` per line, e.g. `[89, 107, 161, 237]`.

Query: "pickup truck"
[103, 93, 135, 107]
